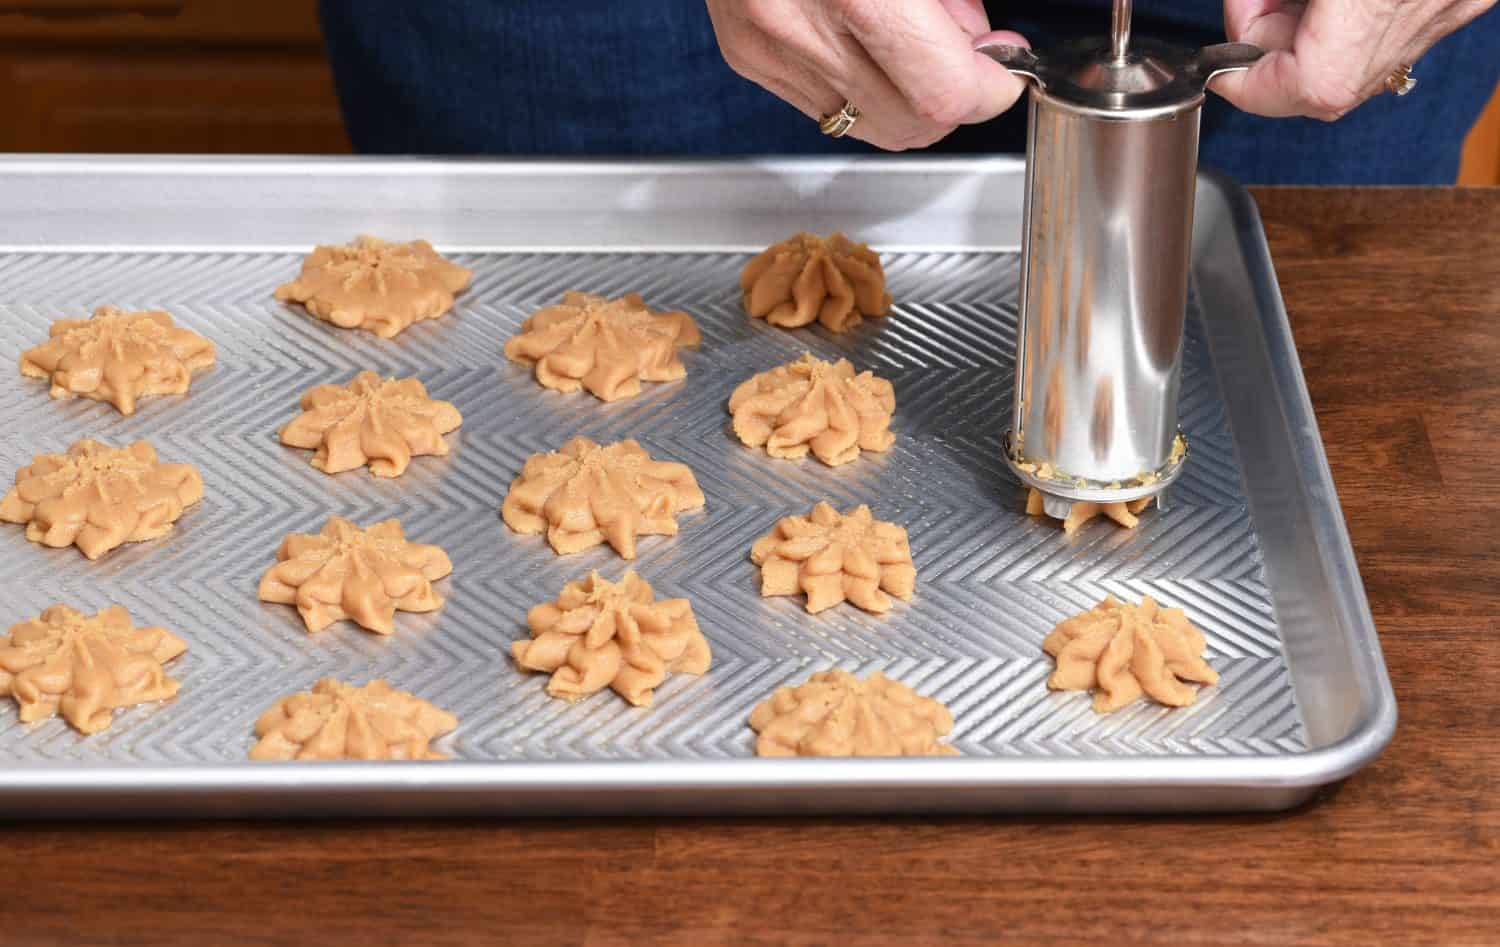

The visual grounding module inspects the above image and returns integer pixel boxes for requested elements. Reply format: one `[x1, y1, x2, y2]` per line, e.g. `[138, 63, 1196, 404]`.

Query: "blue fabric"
[318, 0, 1500, 184]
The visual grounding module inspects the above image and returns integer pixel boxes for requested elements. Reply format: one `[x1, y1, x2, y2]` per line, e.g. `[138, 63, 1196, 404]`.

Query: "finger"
[1222, 0, 1305, 49]
[707, 5, 850, 123]
[839, 0, 1028, 127]
[827, 38, 946, 149]
[937, 0, 992, 37]
[974, 29, 1032, 51]
[1209, 50, 1303, 116]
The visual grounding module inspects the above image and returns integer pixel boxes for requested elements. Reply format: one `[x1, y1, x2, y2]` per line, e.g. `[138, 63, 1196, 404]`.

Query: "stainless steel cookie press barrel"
[979, 0, 1261, 515]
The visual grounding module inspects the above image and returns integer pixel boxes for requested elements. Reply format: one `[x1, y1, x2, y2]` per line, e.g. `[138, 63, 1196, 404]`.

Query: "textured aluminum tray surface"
[0, 157, 1394, 817]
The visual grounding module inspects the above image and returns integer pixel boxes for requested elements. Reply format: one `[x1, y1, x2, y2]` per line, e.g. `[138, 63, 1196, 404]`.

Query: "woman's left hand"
[1212, 0, 1498, 120]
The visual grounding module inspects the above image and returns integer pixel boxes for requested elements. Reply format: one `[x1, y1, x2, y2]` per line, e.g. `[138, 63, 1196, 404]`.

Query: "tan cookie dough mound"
[1026, 488, 1152, 535]
[274, 235, 472, 339]
[501, 437, 704, 559]
[279, 371, 462, 478]
[250, 678, 458, 761]
[257, 517, 452, 635]
[728, 352, 895, 466]
[0, 439, 203, 560]
[750, 502, 915, 614]
[1044, 595, 1219, 713]
[740, 232, 892, 333]
[512, 570, 711, 707]
[749, 669, 958, 757]
[20, 306, 215, 415]
[0, 604, 187, 735]
[504, 291, 701, 402]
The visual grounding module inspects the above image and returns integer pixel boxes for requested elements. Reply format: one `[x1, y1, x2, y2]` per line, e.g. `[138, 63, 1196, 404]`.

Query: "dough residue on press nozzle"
[274, 235, 472, 339]
[749, 669, 958, 757]
[0, 439, 203, 560]
[279, 370, 462, 478]
[740, 232, 892, 333]
[1043, 595, 1219, 713]
[0, 604, 187, 734]
[501, 436, 704, 559]
[728, 352, 895, 466]
[257, 517, 452, 635]
[749, 502, 915, 614]
[19, 306, 215, 415]
[1026, 487, 1152, 535]
[504, 291, 701, 402]
[512, 570, 711, 707]
[250, 678, 458, 761]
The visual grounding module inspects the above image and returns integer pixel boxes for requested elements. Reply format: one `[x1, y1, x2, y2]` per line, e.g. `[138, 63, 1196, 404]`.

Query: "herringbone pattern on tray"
[0, 250, 1305, 762]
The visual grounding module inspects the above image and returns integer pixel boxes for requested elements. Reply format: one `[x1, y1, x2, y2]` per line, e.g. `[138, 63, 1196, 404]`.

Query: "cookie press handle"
[1191, 42, 1265, 85]
[974, 43, 1043, 88]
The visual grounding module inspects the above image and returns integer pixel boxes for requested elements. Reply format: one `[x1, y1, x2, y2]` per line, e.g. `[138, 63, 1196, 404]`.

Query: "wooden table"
[3, 188, 1496, 947]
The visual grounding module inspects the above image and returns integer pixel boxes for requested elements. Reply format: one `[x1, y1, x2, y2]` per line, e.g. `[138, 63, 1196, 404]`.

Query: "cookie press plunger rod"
[978, 0, 1262, 518]
[1111, 0, 1131, 62]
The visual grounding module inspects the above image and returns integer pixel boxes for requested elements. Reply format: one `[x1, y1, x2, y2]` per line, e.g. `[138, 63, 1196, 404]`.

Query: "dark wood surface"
[3, 188, 1497, 946]
[0, 2, 348, 154]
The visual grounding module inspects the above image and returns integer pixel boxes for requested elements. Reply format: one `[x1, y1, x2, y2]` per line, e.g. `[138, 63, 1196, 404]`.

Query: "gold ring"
[819, 101, 860, 138]
[1386, 63, 1417, 96]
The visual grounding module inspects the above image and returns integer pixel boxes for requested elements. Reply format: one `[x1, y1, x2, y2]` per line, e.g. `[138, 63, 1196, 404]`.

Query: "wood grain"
[0, 189, 1497, 946]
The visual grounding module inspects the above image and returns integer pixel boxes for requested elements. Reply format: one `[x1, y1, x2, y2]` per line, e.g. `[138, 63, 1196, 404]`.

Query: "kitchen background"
[2, 0, 1497, 182]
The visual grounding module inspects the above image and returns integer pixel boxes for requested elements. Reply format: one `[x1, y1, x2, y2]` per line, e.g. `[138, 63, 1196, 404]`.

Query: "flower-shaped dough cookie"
[729, 353, 896, 466]
[504, 291, 701, 402]
[250, 678, 458, 761]
[0, 604, 187, 734]
[257, 517, 452, 635]
[749, 669, 958, 757]
[0, 439, 203, 560]
[1026, 488, 1153, 535]
[512, 570, 711, 707]
[501, 437, 704, 559]
[280, 371, 463, 478]
[741, 232, 892, 333]
[20, 306, 215, 415]
[1043, 595, 1219, 713]
[274, 235, 472, 338]
[749, 502, 915, 614]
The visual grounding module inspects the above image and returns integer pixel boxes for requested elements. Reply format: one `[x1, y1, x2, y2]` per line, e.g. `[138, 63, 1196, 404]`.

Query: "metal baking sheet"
[0, 156, 1394, 816]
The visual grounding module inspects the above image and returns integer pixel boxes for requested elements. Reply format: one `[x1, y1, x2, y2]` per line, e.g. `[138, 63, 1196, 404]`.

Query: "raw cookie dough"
[749, 502, 915, 614]
[728, 352, 895, 466]
[0, 604, 187, 734]
[279, 370, 462, 478]
[512, 570, 711, 707]
[1043, 595, 1219, 713]
[504, 291, 701, 402]
[501, 437, 704, 559]
[19, 306, 215, 415]
[740, 232, 892, 333]
[274, 235, 472, 339]
[749, 669, 958, 757]
[1027, 488, 1153, 535]
[0, 439, 203, 560]
[257, 517, 452, 635]
[250, 678, 458, 761]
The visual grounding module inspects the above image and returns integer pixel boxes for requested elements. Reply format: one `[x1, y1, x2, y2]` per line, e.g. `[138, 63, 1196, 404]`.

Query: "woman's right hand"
[705, 0, 1030, 150]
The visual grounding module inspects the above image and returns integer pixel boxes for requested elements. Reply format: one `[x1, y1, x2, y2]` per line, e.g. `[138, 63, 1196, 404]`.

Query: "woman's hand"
[705, 0, 1029, 150]
[1213, 0, 1497, 120]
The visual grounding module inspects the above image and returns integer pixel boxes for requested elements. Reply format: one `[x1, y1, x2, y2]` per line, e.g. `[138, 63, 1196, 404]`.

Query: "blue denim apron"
[318, 0, 1500, 184]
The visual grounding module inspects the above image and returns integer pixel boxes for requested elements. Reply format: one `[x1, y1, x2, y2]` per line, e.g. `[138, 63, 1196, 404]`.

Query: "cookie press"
[979, 0, 1261, 520]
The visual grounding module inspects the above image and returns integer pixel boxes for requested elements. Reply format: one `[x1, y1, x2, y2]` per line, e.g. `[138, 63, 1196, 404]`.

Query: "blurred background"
[2, 0, 1497, 183]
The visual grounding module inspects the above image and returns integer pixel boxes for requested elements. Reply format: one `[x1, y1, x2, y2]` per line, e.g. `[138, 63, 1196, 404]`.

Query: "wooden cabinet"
[0, 0, 348, 153]
[1459, 85, 1500, 186]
